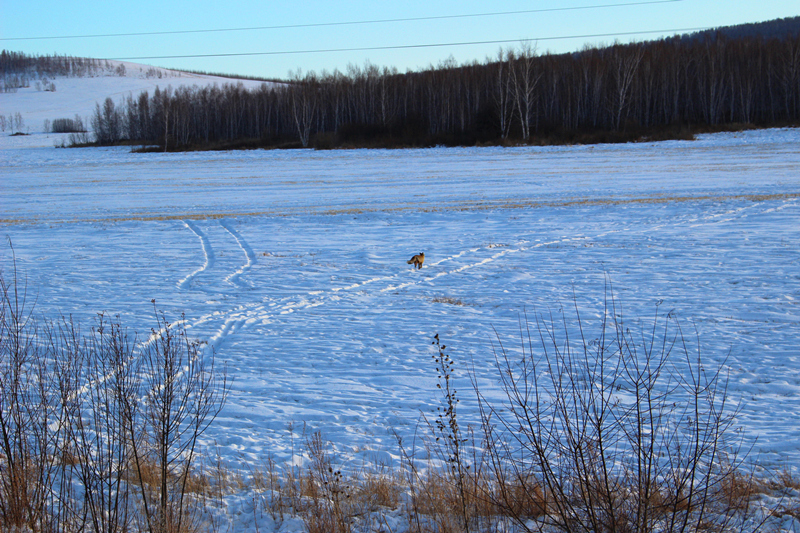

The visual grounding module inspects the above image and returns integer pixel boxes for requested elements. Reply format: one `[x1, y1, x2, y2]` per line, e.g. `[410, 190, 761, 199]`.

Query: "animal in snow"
[407, 252, 424, 269]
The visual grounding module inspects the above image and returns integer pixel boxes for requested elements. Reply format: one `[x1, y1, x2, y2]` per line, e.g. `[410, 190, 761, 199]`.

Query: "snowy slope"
[0, 60, 271, 134]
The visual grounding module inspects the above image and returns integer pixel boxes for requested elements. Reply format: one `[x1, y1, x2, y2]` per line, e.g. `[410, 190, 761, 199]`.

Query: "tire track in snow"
[192, 197, 796, 354]
[177, 220, 214, 289]
[221, 219, 256, 287]
[73, 316, 191, 399]
[683, 197, 797, 227]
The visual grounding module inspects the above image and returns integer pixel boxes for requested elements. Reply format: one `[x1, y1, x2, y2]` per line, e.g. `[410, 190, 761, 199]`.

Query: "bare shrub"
[777, 470, 800, 491]
[2, 241, 229, 533]
[301, 432, 355, 533]
[0, 248, 74, 532]
[474, 286, 759, 533]
[51, 116, 86, 133]
[125, 304, 230, 533]
[51, 312, 134, 533]
[396, 334, 503, 533]
[427, 333, 471, 530]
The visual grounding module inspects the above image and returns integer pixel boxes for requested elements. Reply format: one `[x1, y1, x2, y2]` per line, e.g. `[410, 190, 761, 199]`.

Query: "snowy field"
[2, 127, 799, 484]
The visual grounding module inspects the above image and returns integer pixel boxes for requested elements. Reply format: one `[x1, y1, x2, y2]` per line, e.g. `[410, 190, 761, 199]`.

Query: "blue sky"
[2, 1, 798, 79]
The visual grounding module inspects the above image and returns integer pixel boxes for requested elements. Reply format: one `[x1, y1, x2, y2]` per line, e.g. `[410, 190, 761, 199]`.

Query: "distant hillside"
[0, 53, 270, 135]
[684, 16, 800, 42]
[1, 51, 112, 79]
[0, 50, 277, 85]
[0, 51, 214, 93]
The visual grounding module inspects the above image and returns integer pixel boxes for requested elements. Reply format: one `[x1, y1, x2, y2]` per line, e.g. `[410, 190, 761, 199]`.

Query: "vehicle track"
[221, 219, 256, 287]
[188, 196, 797, 356]
[177, 220, 214, 289]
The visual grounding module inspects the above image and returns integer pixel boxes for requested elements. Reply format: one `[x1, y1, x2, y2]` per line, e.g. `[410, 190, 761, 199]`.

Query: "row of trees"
[0, 113, 26, 134]
[1, 51, 115, 79]
[92, 29, 800, 149]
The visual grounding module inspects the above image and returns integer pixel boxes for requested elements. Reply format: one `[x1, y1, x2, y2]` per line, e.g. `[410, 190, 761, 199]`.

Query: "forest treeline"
[1, 51, 108, 79]
[100, 24, 800, 149]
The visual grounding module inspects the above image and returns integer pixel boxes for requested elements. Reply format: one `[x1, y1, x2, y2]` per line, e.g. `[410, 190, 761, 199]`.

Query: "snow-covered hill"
[0, 60, 272, 134]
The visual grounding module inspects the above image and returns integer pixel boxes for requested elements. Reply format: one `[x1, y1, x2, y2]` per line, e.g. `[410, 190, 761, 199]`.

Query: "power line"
[106, 26, 709, 61]
[2, 0, 684, 41]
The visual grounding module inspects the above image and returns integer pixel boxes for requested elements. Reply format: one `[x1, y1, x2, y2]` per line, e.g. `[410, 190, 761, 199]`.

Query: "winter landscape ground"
[1, 67, 800, 531]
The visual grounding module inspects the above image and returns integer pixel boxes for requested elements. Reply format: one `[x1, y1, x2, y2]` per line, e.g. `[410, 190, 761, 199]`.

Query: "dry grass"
[776, 469, 800, 491]
[490, 476, 549, 520]
[8, 191, 799, 226]
[7, 432, 789, 533]
[431, 296, 469, 306]
[118, 448, 220, 533]
[354, 469, 403, 512]
[763, 469, 800, 524]
[717, 470, 764, 512]
[127, 452, 799, 533]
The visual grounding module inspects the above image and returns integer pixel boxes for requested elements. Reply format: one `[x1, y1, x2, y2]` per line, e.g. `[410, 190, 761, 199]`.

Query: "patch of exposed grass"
[431, 296, 469, 306]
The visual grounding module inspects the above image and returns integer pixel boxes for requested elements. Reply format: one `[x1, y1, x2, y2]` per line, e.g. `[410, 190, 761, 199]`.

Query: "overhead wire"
[105, 26, 709, 61]
[2, 0, 685, 41]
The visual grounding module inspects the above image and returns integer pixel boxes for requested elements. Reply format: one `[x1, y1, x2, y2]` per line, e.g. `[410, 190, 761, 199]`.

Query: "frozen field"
[1, 128, 800, 478]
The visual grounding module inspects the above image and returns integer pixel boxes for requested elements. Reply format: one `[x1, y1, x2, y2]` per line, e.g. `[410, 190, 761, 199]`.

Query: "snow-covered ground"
[1, 60, 270, 134]
[3, 126, 799, 471]
[1, 68, 800, 531]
